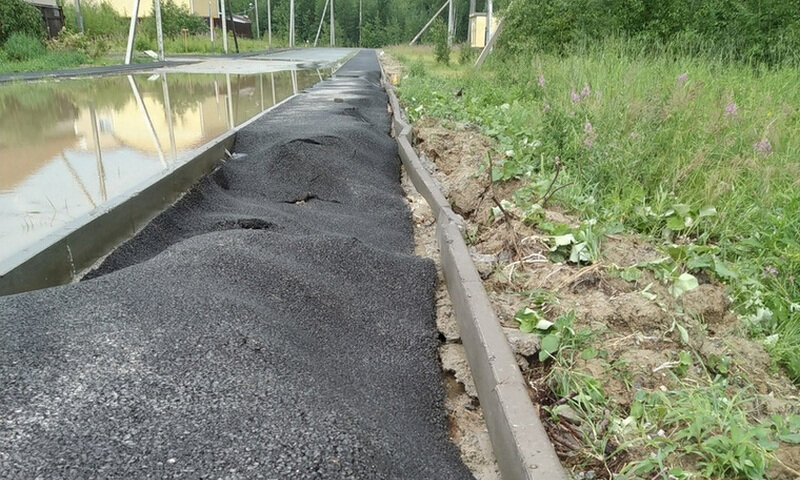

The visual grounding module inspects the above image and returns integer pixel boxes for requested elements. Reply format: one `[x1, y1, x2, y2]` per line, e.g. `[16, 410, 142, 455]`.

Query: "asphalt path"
[0, 50, 473, 479]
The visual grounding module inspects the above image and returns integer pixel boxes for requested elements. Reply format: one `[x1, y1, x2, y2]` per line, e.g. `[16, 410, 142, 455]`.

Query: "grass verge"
[385, 44, 800, 479]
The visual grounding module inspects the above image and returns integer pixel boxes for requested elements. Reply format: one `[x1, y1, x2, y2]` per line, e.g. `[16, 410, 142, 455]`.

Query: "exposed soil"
[401, 171, 501, 480]
[408, 116, 800, 479]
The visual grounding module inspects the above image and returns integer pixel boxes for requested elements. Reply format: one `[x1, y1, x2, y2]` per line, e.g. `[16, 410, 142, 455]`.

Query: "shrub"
[154, 0, 207, 37]
[62, 1, 126, 37]
[3, 32, 45, 61]
[48, 30, 109, 58]
[407, 59, 426, 77]
[458, 43, 475, 65]
[0, 0, 46, 45]
[431, 18, 449, 65]
[134, 32, 155, 52]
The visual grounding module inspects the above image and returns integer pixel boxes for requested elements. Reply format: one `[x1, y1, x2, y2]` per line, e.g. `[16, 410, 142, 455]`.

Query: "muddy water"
[0, 69, 321, 266]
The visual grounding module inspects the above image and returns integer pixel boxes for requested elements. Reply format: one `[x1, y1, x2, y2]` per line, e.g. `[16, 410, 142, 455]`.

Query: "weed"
[2, 33, 44, 61]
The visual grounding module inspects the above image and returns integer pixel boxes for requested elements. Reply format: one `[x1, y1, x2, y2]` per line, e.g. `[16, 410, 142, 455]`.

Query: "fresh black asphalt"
[0, 50, 473, 479]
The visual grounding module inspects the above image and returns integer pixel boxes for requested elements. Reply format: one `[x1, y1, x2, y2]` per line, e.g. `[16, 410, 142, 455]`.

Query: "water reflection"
[0, 69, 321, 264]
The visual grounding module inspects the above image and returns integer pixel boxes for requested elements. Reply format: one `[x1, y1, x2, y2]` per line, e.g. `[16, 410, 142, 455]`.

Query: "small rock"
[553, 404, 582, 425]
[470, 249, 499, 279]
[503, 328, 540, 356]
[514, 353, 530, 371]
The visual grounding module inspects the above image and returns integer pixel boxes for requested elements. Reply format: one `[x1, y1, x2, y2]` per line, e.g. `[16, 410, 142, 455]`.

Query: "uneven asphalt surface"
[0, 51, 473, 479]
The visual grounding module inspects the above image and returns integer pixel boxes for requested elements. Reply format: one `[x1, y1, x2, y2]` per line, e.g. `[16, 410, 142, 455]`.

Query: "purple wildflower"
[543, 103, 551, 112]
[629, 131, 638, 139]
[538, 75, 546, 87]
[677, 72, 689, 85]
[571, 89, 581, 103]
[581, 85, 591, 98]
[583, 122, 596, 148]
[764, 265, 779, 276]
[753, 139, 773, 155]
[724, 102, 738, 117]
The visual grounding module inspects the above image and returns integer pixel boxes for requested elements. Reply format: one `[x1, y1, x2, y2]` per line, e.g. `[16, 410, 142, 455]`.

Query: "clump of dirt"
[408, 117, 800, 478]
[378, 50, 403, 85]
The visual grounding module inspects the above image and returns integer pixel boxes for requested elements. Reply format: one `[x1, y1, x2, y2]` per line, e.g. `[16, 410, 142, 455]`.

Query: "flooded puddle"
[0, 69, 323, 269]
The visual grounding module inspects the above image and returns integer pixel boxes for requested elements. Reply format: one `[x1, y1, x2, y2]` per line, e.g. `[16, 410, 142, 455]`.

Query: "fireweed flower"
[677, 72, 689, 85]
[538, 75, 546, 87]
[571, 89, 581, 103]
[724, 103, 738, 116]
[581, 85, 591, 98]
[583, 122, 596, 148]
[764, 265, 779, 276]
[754, 139, 772, 155]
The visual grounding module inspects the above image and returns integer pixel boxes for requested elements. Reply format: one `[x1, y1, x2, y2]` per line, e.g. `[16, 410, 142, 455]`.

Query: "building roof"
[23, 0, 59, 8]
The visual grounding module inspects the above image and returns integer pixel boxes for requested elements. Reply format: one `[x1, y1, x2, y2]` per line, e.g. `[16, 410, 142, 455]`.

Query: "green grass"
[390, 41, 800, 383]
[0, 50, 94, 73]
[0, 32, 283, 74]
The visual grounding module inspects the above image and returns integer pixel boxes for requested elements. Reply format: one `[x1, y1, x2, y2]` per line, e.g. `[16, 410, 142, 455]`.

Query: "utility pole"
[74, 0, 84, 32]
[267, 0, 272, 47]
[154, 0, 165, 61]
[229, 8, 239, 53]
[468, 0, 475, 45]
[289, 0, 294, 47]
[221, 0, 229, 53]
[254, 0, 260, 38]
[123, 0, 141, 64]
[314, 0, 329, 47]
[329, 0, 335, 47]
[447, 0, 454, 46]
[209, 1, 214, 50]
[485, 0, 492, 47]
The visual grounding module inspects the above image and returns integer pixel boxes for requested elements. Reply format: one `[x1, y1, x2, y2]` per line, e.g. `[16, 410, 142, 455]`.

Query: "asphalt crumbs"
[0, 50, 474, 479]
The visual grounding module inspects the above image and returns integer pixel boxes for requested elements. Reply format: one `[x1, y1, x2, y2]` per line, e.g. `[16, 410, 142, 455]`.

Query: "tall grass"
[395, 40, 800, 380]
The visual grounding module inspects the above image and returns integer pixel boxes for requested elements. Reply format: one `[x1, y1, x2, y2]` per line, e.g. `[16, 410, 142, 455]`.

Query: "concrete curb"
[383, 82, 568, 480]
[0, 60, 195, 83]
